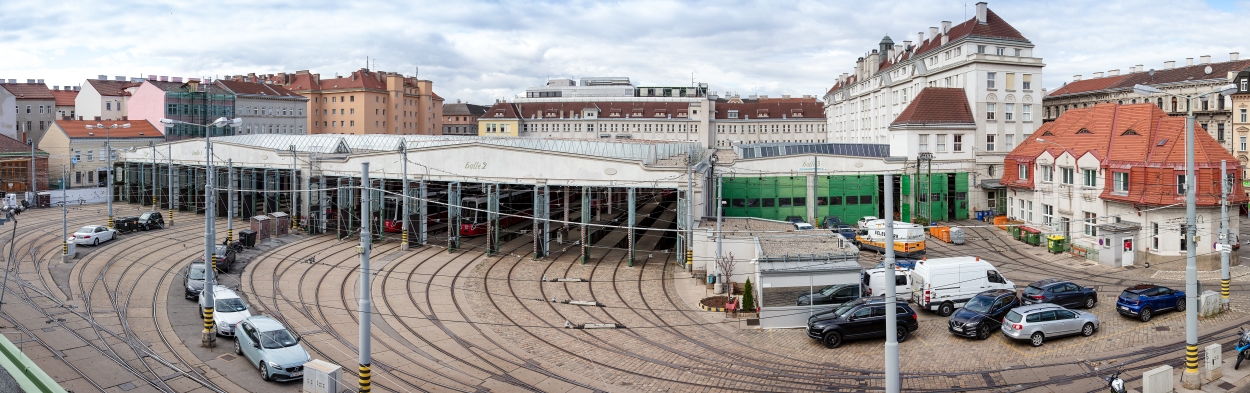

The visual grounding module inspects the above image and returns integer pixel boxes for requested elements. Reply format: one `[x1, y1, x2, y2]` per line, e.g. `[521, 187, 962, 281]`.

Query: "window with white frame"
[987, 72, 996, 89]
[1023, 74, 1032, 90]
[1022, 104, 1032, 121]
[1042, 204, 1053, 225]
[1018, 164, 1028, 179]
[986, 135, 995, 151]
[1042, 165, 1053, 182]
[953, 134, 963, 152]
[919, 134, 929, 152]
[1082, 169, 1096, 187]
[1027, 201, 1033, 222]
[986, 103, 996, 120]
[1241, 136, 1246, 151]
[936, 134, 946, 152]
[1176, 174, 1186, 195]
[1005, 103, 1015, 121]
[1061, 167, 1075, 184]
[1113, 172, 1129, 192]
[1005, 134, 1014, 150]
[1084, 212, 1097, 236]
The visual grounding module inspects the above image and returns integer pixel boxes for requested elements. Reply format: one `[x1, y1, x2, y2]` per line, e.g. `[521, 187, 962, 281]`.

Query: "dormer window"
[1076, 128, 1092, 134]
[791, 109, 804, 118]
[676, 110, 688, 118]
[654, 109, 666, 117]
[544, 110, 557, 118]
[728, 110, 738, 119]
[1121, 129, 1139, 136]
[583, 110, 598, 118]
[609, 109, 622, 117]
[756, 109, 769, 118]
[494, 110, 505, 117]
[632, 108, 644, 117]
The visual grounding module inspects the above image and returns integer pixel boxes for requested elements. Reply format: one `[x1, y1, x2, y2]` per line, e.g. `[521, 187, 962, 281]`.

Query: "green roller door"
[722, 176, 807, 221]
[817, 175, 877, 223]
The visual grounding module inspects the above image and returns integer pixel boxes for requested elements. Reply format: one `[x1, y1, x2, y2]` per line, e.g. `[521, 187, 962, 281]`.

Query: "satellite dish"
[1148, 69, 1155, 76]
[1205, 65, 1213, 75]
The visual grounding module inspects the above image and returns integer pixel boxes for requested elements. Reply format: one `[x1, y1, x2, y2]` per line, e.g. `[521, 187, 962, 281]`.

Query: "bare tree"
[715, 252, 736, 297]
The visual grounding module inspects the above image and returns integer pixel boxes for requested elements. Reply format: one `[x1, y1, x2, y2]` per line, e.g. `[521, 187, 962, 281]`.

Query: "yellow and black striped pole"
[686, 250, 692, 268]
[107, 215, 114, 229]
[211, 254, 218, 274]
[358, 363, 371, 392]
[1222, 279, 1231, 301]
[226, 229, 233, 245]
[1185, 344, 1199, 373]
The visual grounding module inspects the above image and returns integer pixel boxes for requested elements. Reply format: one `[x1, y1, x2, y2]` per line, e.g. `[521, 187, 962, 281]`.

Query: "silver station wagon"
[1000, 303, 1100, 347]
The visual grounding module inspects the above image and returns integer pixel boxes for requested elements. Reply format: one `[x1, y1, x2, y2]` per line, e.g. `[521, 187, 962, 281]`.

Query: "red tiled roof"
[1048, 60, 1250, 97]
[85, 79, 137, 96]
[50, 89, 78, 106]
[53, 119, 164, 139]
[320, 69, 387, 91]
[1002, 103, 1247, 205]
[443, 103, 489, 116]
[215, 80, 302, 97]
[484, 102, 521, 118]
[0, 83, 54, 99]
[714, 97, 825, 119]
[0, 133, 46, 155]
[516, 101, 695, 119]
[891, 88, 974, 126]
[911, 9, 1027, 59]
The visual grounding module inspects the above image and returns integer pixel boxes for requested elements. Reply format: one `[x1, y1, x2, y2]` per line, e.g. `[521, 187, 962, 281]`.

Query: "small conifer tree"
[742, 277, 756, 312]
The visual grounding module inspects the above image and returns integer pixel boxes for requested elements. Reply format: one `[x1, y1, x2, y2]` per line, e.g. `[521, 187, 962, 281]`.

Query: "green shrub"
[742, 277, 756, 312]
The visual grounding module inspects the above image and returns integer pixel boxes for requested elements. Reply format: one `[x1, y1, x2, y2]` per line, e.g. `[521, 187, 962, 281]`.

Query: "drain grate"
[217, 354, 236, 362]
[1155, 326, 1170, 331]
[118, 382, 136, 391]
[41, 327, 55, 332]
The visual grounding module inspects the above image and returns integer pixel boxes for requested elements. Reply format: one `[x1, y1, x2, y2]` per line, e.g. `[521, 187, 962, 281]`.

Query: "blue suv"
[1116, 284, 1185, 322]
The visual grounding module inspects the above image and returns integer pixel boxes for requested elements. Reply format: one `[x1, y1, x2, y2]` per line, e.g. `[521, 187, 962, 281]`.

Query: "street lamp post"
[99, 123, 118, 228]
[160, 117, 240, 347]
[1133, 83, 1236, 389]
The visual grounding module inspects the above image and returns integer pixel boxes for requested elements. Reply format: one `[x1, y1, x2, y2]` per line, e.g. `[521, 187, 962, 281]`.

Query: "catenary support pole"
[358, 162, 372, 393]
[62, 165, 68, 262]
[169, 143, 174, 226]
[417, 179, 427, 246]
[202, 127, 216, 348]
[627, 187, 635, 267]
[449, 182, 459, 252]
[533, 184, 541, 259]
[884, 172, 899, 393]
[1221, 160, 1230, 308]
[542, 185, 549, 257]
[151, 142, 157, 208]
[290, 145, 297, 231]
[1182, 100, 1200, 389]
[106, 127, 113, 229]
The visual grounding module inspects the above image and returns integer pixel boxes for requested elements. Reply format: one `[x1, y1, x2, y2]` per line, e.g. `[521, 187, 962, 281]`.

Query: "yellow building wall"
[477, 119, 519, 137]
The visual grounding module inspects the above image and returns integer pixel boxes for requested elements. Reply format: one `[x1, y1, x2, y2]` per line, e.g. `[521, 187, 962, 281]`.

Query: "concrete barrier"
[1200, 290, 1221, 318]
[1142, 365, 1171, 393]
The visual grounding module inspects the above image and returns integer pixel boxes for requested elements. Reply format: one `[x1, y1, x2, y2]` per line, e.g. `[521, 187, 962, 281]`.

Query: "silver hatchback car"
[1000, 303, 1099, 347]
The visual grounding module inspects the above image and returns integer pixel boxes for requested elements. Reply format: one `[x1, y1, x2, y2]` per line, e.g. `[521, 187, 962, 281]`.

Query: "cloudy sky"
[1, 0, 1246, 105]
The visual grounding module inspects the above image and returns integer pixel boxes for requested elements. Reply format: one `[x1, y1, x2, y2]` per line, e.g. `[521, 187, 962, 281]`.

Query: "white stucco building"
[823, 1, 1044, 211]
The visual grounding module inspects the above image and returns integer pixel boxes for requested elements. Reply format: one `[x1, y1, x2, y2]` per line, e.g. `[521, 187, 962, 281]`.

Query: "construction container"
[930, 226, 953, 243]
[1047, 235, 1066, 254]
[948, 227, 965, 244]
[1021, 226, 1042, 246]
[268, 212, 290, 236]
[993, 215, 1009, 229]
[250, 215, 271, 243]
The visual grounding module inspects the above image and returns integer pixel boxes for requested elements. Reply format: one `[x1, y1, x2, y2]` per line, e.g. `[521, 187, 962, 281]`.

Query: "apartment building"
[823, 1, 1043, 211]
[442, 101, 488, 136]
[50, 86, 78, 120]
[215, 80, 308, 135]
[242, 69, 443, 135]
[76, 76, 136, 121]
[1001, 103, 1245, 269]
[0, 80, 56, 144]
[39, 119, 165, 189]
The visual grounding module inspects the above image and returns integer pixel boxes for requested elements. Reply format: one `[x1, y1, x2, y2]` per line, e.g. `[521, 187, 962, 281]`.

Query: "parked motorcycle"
[1236, 327, 1250, 370]
[1104, 370, 1124, 393]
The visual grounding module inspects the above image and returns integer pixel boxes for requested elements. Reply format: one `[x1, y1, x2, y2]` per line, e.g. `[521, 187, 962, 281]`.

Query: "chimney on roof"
[1108, 69, 1120, 76]
[1136, 64, 1144, 73]
[74, 86, 79, 91]
[53, 86, 58, 90]
[114, 76, 124, 81]
[929, 27, 939, 41]
[902, 40, 912, 50]
[917, 31, 925, 44]
[1232, 52, 1240, 61]
[1093, 72, 1103, 78]
[26, 79, 34, 84]
[976, 2, 988, 24]
[1165, 61, 1176, 69]
[172, 77, 182, 83]
[1200, 55, 1211, 64]
[159, 76, 167, 82]
[1186, 57, 1194, 66]
[1129, 66, 1137, 73]
[942, 21, 952, 34]
[1073, 75, 1082, 81]
[98, 75, 106, 81]
[148, 75, 156, 81]
[36, 79, 43, 84]
[6, 79, 13, 84]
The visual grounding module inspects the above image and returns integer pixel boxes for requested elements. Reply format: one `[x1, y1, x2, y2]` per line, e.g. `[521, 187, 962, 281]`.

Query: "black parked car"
[949, 289, 1020, 340]
[807, 298, 919, 348]
[785, 215, 806, 224]
[136, 211, 164, 230]
[821, 216, 844, 229]
[197, 242, 243, 273]
[797, 283, 861, 306]
[1022, 278, 1098, 309]
[184, 262, 207, 300]
[115, 216, 140, 233]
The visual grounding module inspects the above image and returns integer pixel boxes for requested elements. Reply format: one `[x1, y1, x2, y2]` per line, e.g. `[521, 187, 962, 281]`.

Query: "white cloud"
[1, 0, 1247, 104]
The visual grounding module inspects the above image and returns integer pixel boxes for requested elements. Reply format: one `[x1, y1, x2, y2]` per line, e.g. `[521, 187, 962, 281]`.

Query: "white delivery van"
[909, 256, 1013, 316]
[861, 267, 912, 299]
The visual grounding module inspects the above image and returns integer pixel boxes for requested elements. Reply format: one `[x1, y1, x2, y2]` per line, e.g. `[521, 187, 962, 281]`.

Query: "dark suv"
[1116, 284, 1185, 322]
[136, 211, 164, 230]
[1022, 278, 1098, 309]
[807, 298, 918, 348]
[949, 289, 1020, 340]
[797, 283, 860, 306]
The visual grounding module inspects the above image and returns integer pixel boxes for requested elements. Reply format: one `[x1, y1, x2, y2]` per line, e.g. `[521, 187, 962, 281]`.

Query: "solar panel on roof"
[1157, 139, 1167, 146]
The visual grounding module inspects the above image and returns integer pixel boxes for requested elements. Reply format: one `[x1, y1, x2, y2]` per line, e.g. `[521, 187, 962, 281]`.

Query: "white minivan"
[909, 257, 1014, 316]
[861, 267, 912, 298]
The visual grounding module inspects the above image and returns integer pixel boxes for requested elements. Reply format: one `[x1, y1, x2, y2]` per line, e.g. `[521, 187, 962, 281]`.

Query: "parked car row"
[187, 283, 310, 382]
[69, 212, 166, 247]
[806, 256, 1188, 349]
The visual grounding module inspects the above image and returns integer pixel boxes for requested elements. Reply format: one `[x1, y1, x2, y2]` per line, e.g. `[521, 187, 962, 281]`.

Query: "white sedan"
[73, 225, 117, 246]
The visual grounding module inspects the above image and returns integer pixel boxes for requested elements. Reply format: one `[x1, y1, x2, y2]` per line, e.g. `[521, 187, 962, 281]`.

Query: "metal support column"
[448, 182, 460, 252]
[1221, 160, 1231, 307]
[563, 186, 570, 233]
[581, 186, 590, 264]
[884, 172, 899, 393]
[357, 162, 373, 393]
[676, 191, 685, 267]
[533, 183, 548, 259]
[227, 159, 234, 244]
[168, 143, 175, 225]
[401, 146, 410, 251]
[487, 184, 500, 256]
[417, 179, 427, 246]
[290, 145, 297, 231]
[627, 187, 636, 267]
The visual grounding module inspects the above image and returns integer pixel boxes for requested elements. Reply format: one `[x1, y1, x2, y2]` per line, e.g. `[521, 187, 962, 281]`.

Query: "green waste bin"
[1010, 226, 1022, 240]
[1047, 235, 1066, 254]
[1023, 229, 1041, 246]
